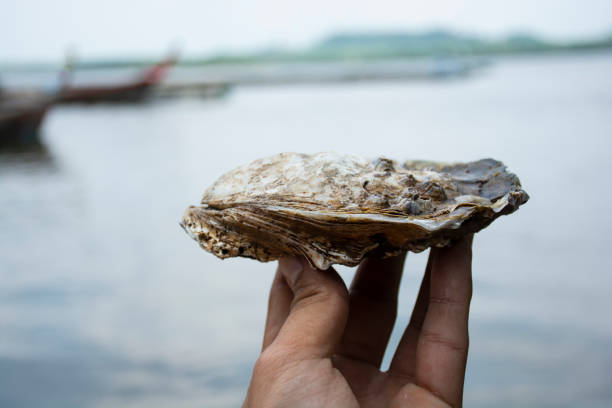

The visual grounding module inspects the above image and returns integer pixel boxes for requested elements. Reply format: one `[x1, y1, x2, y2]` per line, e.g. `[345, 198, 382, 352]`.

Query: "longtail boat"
[0, 91, 52, 146]
[58, 58, 175, 104]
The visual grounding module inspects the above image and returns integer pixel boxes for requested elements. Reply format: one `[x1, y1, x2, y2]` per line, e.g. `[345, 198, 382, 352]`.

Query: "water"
[1, 58, 477, 88]
[1, 52, 612, 407]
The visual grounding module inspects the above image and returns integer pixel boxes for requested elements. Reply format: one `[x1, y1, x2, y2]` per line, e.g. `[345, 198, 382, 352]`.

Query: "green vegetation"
[183, 29, 612, 65]
[3, 29, 612, 70]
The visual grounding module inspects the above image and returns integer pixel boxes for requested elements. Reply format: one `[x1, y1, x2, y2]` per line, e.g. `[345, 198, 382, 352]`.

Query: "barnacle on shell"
[181, 152, 529, 269]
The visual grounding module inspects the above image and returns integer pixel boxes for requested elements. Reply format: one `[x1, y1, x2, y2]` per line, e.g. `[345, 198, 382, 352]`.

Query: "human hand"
[243, 235, 473, 408]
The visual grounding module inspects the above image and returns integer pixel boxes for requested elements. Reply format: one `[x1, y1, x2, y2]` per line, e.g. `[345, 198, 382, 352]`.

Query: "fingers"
[337, 252, 406, 367]
[262, 268, 292, 351]
[388, 252, 432, 377]
[414, 235, 473, 407]
[272, 256, 349, 359]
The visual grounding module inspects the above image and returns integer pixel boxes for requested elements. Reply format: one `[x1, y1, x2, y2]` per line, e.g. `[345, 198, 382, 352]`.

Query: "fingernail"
[279, 256, 304, 287]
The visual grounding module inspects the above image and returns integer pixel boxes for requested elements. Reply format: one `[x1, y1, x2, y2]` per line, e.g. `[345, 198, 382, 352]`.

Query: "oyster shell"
[181, 152, 529, 269]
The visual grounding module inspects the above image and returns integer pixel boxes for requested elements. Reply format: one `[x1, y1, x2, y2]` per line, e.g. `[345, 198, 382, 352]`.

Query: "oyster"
[181, 152, 528, 269]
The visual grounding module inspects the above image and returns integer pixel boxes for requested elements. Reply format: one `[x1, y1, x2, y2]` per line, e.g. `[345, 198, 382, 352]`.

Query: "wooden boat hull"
[58, 81, 153, 104]
[57, 57, 175, 104]
[0, 98, 50, 147]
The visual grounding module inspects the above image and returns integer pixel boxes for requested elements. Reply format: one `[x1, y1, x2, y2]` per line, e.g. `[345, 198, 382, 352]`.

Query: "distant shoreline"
[2, 29, 611, 71]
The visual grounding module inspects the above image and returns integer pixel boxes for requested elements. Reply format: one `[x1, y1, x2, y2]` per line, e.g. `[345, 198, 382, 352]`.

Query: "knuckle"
[253, 347, 303, 383]
[329, 282, 349, 303]
[429, 296, 463, 305]
[292, 281, 323, 305]
[419, 329, 469, 354]
[406, 319, 424, 333]
[253, 348, 285, 374]
[255, 348, 281, 368]
[339, 338, 381, 365]
[293, 280, 348, 308]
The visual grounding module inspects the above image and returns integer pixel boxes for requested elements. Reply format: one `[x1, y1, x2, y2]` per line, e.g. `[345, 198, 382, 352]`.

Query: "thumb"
[273, 256, 349, 359]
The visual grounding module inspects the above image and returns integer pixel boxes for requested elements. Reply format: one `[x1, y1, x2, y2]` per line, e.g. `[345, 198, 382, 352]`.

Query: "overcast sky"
[3, 0, 612, 62]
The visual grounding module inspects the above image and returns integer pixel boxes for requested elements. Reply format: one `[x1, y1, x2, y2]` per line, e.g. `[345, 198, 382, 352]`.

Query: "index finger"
[273, 257, 349, 359]
[262, 268, 292, 351]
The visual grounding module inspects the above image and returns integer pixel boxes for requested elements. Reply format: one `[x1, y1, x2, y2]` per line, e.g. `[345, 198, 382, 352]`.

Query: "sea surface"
[1, 52, 612, 407]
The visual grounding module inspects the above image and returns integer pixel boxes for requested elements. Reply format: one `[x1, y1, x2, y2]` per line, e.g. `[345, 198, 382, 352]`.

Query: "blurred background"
[1, 1, 612, 407]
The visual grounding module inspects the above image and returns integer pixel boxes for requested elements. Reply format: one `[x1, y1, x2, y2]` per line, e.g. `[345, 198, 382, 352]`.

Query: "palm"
[333, 356, 448, 407]
[245, 236, 472, 408]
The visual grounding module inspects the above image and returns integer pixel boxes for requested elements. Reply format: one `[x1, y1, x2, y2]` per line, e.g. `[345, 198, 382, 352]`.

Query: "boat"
[155, 81, 231, 99]
[57, 57, 176, 104]
[0, 91, 52, 147]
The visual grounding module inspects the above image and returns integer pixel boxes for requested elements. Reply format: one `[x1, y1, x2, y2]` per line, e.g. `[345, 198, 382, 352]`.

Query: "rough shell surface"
[181, 152, 529, 269]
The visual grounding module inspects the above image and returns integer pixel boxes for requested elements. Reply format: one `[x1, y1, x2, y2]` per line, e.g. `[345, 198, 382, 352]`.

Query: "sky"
[3, 0, 612, 62]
